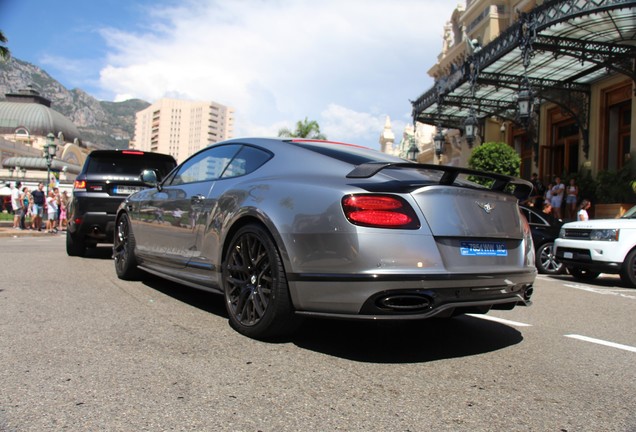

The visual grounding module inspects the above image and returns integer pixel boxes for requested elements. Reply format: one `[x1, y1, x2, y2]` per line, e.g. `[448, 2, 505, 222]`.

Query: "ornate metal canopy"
[411, 0, 636, 159]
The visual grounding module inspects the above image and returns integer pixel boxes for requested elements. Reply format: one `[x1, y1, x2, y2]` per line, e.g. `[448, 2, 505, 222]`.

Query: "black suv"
[66, 150, 177, 256]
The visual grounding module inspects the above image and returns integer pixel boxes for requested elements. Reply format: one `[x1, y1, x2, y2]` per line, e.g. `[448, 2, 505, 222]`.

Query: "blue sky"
[0, 0, 460, 149]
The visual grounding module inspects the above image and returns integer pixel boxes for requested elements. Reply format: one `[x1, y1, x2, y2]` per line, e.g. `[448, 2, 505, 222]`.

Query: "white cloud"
[96, 0, 458, 148]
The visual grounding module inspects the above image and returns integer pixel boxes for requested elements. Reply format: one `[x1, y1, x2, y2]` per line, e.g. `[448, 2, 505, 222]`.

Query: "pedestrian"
[550, 176, 565, 220]
[10, 181, 23, 229]
[46, 190, 59, 233]
[577, 199, 591, 221]
[31, 182, 46, 231]
[530, 173, 546, 208]
[59, 191, 69, 230]
[566, 178, 579, 219]
[20, 186, 31, 230]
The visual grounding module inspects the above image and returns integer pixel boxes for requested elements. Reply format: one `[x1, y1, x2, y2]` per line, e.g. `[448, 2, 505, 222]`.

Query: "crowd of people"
[9, 181, 69, 233]
[526, 173, 592, 221]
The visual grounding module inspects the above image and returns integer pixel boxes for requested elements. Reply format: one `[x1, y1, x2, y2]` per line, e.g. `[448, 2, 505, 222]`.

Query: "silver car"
[113, 138, 536, 339]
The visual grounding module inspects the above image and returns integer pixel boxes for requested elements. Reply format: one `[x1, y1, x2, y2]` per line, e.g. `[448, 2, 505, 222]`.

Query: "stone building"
[0, 88, 87, 184]
[411, 0, 635, 184]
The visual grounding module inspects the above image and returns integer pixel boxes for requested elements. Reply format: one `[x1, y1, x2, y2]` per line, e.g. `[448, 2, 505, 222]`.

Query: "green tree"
[278, 117, 326, 140]
[0, 30, 9, 61]
[468, 141, 521, 177]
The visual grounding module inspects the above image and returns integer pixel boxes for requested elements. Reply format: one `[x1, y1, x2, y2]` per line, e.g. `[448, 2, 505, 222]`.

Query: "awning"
[411, 0, 636, 157]
[2, 156, 82, 174]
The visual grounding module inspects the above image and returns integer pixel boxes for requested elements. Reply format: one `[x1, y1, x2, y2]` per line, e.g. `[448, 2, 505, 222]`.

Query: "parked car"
[113, 138, 536, 339]
[519, 204, 564, 274]
[66, 150, 177, 257]
[554, 205, 636, 287]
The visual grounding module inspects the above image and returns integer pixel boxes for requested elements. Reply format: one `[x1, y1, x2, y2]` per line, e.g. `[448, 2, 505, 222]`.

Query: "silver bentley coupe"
[113, 138, 536, 339]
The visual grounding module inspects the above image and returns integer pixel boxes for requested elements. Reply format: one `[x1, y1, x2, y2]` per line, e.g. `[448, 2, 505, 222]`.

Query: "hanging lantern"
[464, 112, 477, 147]
[433, 127, 445, 157]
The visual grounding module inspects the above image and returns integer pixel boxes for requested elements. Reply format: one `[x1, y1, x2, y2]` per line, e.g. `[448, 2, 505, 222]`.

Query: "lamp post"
[43, 133, 58, 196]
[433, 126, 445, 161]
[407, 137, 419, 162]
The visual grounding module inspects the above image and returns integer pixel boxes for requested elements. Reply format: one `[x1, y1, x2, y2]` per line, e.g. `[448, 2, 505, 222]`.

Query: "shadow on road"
[139, 273, 523, 363]
[293, 316, 523, 363]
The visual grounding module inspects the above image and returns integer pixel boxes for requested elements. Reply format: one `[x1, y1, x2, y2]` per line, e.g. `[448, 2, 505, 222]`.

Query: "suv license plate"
[460, 242, 508, 257]
[114, 186, 142, 195]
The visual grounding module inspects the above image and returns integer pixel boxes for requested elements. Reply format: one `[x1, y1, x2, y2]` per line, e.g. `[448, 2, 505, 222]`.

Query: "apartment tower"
[133, 98, 234, 162]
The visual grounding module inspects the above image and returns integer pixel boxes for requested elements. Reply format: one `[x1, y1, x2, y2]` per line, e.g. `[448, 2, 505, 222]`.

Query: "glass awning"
[412, 0, 636, 130]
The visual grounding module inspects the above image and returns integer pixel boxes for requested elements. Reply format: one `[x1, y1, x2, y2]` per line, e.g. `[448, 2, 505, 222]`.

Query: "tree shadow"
[140, 274, 524, 363]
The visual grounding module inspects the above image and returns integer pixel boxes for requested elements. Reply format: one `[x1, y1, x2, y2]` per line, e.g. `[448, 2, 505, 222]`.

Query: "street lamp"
[43, 133, 58, 195]
[407, 137, 419, 162]
[433, 126, 445, 158]
[517, 82, 532, 122]
[464, 110, 478, 147]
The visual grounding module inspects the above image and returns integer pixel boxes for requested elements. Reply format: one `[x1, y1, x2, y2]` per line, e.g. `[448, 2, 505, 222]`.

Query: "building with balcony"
[411, 0, 635, 185]
[133, 98, 235, 163]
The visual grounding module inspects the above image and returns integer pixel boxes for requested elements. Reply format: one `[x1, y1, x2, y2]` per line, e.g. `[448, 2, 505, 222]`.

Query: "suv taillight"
[74, 180, 86, 191]
[342, 195, 420, 229]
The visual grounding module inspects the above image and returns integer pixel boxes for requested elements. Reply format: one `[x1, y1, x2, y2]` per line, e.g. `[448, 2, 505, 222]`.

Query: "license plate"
[114, 186, 142, 195]
[564, 252, 573, 259]
[460, 241, 508, 257]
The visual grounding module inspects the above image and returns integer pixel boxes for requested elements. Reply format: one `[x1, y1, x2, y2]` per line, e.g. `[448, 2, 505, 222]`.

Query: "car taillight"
[342, 195, 420, 229]
[74, 180, 86, 191]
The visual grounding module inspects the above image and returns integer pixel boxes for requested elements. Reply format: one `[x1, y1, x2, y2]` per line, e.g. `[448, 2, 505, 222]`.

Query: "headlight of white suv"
[589, 229, 619, 241]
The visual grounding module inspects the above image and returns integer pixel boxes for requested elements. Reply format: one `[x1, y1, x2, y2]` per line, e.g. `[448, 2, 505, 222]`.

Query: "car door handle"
[191, 194, 205, 204]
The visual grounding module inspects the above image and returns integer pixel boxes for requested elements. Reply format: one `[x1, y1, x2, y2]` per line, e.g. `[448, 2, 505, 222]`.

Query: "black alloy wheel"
[113, 214, 140, 280]
[536, 242, 564, 275]
[222, 224, 298, 339]
[620, 249, 636, 288]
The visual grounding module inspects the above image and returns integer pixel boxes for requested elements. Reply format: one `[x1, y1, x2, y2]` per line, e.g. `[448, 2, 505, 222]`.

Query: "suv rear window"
[85, 152, 176, 178]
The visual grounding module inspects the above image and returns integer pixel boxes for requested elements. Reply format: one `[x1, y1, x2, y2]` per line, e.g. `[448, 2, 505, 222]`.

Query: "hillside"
[0, 57, 149, 149]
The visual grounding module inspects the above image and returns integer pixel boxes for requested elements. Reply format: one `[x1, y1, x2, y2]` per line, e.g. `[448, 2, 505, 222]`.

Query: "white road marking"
[466, 314, 532, 327]
[565, 334, 636, 353]
[563, 283, 636, 300]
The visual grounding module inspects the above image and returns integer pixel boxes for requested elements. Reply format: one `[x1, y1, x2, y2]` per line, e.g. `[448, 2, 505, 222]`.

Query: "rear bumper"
[67, 212, 116, 242]
[287, 270, 536, 319]
[554, 241, 624, 275]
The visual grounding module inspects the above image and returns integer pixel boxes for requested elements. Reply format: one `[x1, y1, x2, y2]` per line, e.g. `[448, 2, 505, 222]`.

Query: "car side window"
[221, 145, 272, 179]
[170, 145, 241, 185]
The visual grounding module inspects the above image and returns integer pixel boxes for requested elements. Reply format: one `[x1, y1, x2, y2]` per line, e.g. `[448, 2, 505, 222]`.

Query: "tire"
[113, 214, 141, 280]
[66, 231, 86, 257]
[536, 242, 564, 275]
[222, 224, 298, 340]
[620, 249, 636, 288]
[569, 267, 600, 282]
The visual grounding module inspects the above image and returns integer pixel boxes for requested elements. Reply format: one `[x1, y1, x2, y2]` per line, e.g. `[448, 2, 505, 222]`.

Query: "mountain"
[0, 57, 149, 149]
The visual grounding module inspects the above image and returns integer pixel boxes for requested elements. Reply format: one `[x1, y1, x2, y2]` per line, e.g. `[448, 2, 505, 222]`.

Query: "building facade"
[0, 88, 87, 185]
[133, 98, 235, 163]
[412, 0, 635, 186]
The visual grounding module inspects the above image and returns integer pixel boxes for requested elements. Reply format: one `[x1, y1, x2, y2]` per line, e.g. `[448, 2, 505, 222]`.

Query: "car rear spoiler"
[346, 162, 533, 199]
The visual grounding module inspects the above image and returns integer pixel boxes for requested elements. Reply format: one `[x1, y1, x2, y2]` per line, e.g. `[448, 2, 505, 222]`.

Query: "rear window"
[289, 141, 403, 166]
[85, 153, 176, 178]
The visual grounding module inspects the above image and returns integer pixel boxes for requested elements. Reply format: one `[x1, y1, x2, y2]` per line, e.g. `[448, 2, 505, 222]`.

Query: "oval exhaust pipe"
[377, 295, 431, 311]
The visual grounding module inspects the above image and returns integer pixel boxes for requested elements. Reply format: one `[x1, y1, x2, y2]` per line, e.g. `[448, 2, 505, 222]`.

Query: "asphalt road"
[1, 235, 635, 431]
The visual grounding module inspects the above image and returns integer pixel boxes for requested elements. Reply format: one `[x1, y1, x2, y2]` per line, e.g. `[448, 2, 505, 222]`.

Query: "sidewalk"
[0, 221, 62, 238]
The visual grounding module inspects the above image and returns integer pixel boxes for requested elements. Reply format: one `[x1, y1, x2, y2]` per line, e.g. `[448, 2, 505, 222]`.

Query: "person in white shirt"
[10, 181, 23, 229]
[577, 199, 591, 221]
[46, 190, 59, 233]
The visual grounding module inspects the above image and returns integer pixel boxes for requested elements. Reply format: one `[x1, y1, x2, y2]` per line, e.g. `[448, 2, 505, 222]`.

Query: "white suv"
[554, 205, 636, 287]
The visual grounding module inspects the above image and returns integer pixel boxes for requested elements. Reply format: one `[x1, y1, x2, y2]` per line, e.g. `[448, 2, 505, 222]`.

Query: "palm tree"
[0, 30, 10, 61]
[278, 117, 326, 140]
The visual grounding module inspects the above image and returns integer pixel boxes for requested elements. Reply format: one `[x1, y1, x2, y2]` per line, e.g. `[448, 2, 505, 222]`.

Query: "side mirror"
[140, 169, 159, 188]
